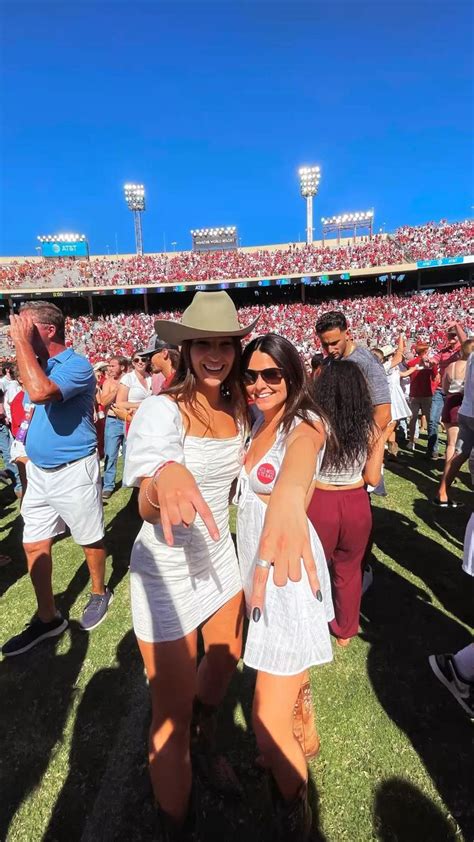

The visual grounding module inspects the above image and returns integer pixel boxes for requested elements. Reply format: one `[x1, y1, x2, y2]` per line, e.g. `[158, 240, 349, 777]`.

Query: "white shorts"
[22, 452, 105, 545]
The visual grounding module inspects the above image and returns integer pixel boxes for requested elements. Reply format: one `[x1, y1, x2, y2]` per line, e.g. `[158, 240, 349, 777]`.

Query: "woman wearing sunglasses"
[235, 333, 334, 841]
[123, 292, 259, 841]
[115, 349, 152, 425]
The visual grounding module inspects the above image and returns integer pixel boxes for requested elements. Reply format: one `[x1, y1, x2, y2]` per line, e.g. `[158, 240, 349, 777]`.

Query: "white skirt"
[388, 376, 412, 422]
[130, 519, 242, 642]
[236, 489, 334, 675]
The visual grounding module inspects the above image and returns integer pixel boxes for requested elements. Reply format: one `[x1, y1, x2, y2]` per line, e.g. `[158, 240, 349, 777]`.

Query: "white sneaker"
[406, 442, 415, 451]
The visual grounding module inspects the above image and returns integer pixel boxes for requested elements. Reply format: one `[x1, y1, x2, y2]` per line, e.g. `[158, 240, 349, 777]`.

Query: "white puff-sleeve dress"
[384, 362, 412, 421]
[123, 396, 245, 643]
[234, 417, 334, 676]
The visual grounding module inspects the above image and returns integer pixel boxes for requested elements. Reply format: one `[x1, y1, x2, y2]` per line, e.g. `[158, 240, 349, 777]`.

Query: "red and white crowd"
[2, 289, 473, 365]
[1, 220, 473, 291]
[396, 220, 474, 261]
[64, 289, 474, 365]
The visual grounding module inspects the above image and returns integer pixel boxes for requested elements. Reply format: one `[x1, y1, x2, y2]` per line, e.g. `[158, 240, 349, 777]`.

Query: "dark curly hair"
[312, 359, 375, 472]
[315, 310, 348, 335]
[242, 333, 328, 435]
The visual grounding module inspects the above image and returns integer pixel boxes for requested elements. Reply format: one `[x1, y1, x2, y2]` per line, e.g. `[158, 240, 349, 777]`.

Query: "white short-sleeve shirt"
[120, 371, 152, 403]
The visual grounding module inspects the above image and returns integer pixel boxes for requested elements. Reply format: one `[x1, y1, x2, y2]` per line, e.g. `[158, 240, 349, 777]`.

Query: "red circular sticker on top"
[257, 463, 276, 484]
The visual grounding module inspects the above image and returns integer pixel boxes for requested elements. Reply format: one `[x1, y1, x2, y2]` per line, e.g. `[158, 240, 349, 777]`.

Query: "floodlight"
[298, 165, 322, 244]
[123, 183, 146, 254]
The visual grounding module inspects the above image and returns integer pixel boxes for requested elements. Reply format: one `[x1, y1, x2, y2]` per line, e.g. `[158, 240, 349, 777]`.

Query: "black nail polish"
[252, 607, 261, 622]
[316, 590, 323, 602]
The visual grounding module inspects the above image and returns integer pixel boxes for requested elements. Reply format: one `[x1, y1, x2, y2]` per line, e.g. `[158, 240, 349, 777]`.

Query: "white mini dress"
[384, 363, 412, 422]
[123, 397, 244, 642]
[235, 417, 334, 676]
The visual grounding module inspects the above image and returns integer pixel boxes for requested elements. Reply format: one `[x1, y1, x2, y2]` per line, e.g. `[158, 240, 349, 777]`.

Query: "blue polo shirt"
[26, 349, 97, 469]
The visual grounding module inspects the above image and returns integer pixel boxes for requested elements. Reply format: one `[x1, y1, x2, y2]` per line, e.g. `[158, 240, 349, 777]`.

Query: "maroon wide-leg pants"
[308, 486, 372, 639]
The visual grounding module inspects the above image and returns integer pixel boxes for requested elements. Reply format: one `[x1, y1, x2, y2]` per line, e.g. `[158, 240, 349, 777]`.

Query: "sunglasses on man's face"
[133, 357, 145, 363]
[243, 367, 284, 386]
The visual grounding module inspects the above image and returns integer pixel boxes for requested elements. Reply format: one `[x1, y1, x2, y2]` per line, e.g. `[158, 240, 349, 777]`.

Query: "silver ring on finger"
[256, 558, 272, 570]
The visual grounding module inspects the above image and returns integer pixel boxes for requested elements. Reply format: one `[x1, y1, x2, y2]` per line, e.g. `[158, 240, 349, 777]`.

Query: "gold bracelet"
[145, 481, 161, 511]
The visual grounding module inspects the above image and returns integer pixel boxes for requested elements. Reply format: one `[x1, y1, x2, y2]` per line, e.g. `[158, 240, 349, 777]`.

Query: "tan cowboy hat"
[154, 291, 259, 344]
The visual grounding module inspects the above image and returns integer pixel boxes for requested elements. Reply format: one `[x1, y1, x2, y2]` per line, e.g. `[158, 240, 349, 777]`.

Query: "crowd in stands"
[25, 288, 471, 366]
[1, 220, 473, 292]
[397, 220, 474, 261]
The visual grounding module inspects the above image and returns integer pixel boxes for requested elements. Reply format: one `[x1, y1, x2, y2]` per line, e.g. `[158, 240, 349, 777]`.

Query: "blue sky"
[1, 1, 472, 256]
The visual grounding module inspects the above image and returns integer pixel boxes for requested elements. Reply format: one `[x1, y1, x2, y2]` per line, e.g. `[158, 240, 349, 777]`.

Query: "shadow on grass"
[385, 455, 472, 543]
[0, 499, 26, 598]
[105, 487, 141, 593]
[374, 777, 459, 842]
[371, 504, 473, 627]
[362, 551, 474, 840]
[43, 630, 146, 842]
[412, 496, 470, 552]
[0, 621, 88, 839]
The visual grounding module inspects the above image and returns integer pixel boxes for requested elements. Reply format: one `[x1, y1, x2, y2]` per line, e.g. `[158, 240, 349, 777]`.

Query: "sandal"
[432, 498, 460, 508]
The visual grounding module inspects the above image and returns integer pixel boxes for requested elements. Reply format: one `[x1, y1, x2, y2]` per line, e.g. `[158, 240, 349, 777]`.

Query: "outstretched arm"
[250, 420, 325, 615]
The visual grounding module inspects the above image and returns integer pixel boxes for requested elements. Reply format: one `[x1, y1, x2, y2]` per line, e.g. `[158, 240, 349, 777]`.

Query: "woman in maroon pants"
[309, 360, 395, 647]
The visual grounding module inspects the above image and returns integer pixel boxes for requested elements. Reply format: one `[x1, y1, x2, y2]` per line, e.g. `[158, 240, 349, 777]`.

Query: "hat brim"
[153, 316, 260, 345]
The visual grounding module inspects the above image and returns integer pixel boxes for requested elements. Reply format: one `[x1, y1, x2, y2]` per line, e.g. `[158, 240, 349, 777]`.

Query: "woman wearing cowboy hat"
[123, 292, 259, 839]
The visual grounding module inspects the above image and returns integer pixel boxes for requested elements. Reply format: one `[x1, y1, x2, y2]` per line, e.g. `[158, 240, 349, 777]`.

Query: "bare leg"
[253, 670, 307, 801]
[444, 425, 458, 465]
[23, 539, 56, 622]
[197, 590, 244, 706]
[438, 451, 468, 502]
[82, 540, 106, 594]
[137, 632, 197, 824]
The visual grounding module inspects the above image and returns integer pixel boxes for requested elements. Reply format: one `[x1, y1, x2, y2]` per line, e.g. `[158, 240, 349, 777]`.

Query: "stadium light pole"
[124, 184, 146, 255]
[298, 166, 321, 245]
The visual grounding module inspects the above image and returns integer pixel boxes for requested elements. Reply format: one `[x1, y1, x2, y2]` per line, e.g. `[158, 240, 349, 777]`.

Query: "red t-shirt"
[162, 373, 176, 390]
[10, 390, 25, 438]
[407, 357, 439, 398]
[434, 344, 461, 379]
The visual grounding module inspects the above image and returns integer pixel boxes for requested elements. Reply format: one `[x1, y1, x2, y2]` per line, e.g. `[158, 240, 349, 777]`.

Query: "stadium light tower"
[123, 183, 146, 255]
[298, 166, 321, 245]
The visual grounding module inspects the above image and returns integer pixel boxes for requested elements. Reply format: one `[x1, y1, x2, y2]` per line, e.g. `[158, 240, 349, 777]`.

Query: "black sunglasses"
[133, 357, 145, 363]
[243, 367, 284, 386]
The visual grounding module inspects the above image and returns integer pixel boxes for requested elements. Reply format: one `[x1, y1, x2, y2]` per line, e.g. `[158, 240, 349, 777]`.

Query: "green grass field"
[1, 441, 473, 842]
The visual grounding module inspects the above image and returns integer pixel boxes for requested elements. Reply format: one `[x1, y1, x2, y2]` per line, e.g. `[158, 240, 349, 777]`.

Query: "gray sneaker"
[80, 587, 113, 631]
[428, 653, 474, 717]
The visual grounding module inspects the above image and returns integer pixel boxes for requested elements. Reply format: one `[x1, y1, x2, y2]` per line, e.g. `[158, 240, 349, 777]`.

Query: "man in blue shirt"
[2, 301, 112, 657]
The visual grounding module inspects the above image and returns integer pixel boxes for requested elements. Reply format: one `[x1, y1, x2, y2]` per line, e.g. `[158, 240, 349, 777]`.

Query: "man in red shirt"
[407, 342, 439, 452]
[429, 322, 467, 458]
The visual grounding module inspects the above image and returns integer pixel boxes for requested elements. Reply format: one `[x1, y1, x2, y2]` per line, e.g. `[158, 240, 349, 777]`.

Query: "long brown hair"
[163, 337, 249, 433]
[242, 333, 328, 435]
[313, 359, 375, 472]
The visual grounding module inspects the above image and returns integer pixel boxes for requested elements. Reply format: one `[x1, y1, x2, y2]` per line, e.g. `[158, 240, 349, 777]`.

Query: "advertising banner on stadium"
[41, 241, 89, 258]
[417, 256, 463, 268]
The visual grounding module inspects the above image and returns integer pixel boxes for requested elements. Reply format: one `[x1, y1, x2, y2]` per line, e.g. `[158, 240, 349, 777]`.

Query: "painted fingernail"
[316, 590, 323, 602]
[252, 607, 261, 622]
